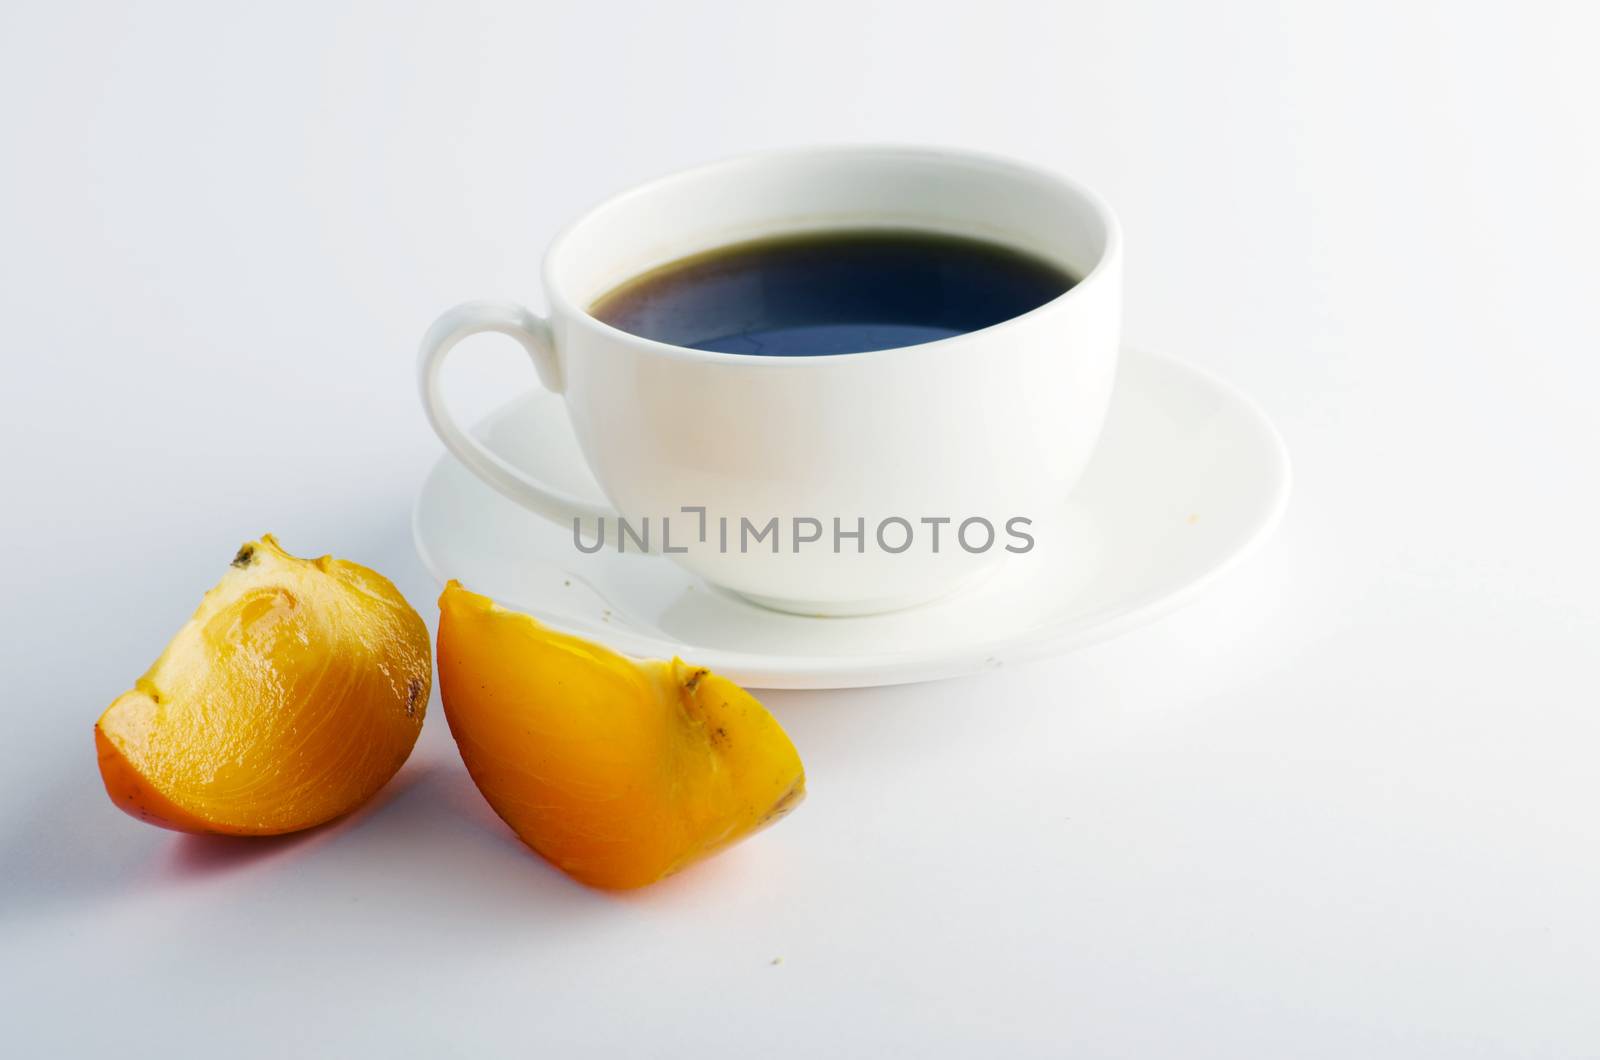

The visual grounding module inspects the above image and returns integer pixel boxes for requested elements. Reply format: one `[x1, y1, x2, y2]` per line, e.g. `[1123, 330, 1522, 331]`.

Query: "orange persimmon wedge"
[95, 535, 431, 835]
[437, 581, 805, 889]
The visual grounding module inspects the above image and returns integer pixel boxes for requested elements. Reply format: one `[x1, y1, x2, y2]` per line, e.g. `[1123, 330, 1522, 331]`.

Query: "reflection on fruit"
[437, 581, 805, 890]
[95, 535, 431, 835]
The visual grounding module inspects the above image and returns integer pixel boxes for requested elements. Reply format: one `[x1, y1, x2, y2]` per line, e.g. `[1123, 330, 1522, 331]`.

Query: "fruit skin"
[437, 581, 805, 890]
[95, 535, 431, 835]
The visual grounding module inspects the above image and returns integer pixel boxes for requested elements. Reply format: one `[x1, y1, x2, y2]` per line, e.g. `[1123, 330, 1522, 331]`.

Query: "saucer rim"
[411, 347, 1291, 689]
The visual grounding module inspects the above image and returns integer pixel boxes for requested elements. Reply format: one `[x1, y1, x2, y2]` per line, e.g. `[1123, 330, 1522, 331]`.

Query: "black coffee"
[589, 230, 1076, 357]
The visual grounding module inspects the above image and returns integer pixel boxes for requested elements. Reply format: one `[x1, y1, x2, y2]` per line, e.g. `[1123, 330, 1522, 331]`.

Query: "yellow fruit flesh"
[95, 535, 431, 835]
[437, 582, 804, 889]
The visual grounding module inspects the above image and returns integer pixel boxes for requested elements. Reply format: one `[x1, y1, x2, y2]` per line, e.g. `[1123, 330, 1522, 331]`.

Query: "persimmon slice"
[437, 581, 804, 889]
[95, 535, 430, 835]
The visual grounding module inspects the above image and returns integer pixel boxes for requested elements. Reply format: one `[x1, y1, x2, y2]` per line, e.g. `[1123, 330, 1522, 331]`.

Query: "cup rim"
[542, 144, 1123, 365]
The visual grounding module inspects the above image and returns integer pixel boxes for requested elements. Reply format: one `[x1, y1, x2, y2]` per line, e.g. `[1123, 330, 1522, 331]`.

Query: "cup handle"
[418, 301, 620, 547]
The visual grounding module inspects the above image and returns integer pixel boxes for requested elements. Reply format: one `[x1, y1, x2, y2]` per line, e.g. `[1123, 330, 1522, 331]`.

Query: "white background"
[3, 1, 1598, 1056]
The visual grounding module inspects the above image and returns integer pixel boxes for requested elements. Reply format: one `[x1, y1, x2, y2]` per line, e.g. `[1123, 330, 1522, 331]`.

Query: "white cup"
[419, 146, 1122, 616]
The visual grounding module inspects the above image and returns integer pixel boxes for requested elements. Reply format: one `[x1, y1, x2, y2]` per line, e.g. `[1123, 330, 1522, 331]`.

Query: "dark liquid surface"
[589, 230, 1076, 357]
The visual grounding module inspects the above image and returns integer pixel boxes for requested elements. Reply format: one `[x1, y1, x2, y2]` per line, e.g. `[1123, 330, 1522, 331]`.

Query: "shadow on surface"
[158, 764, 432, 882]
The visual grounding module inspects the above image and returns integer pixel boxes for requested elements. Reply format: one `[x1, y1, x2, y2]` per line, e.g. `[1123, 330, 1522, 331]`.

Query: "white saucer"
[412, 348, 1290, 689]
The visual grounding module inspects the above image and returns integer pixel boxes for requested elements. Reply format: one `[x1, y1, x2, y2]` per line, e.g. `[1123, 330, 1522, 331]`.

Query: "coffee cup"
[419, 146, 1121, 615]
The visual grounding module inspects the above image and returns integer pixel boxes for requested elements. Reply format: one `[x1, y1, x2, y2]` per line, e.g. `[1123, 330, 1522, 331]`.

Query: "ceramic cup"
[419, 146, 1122, 615]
